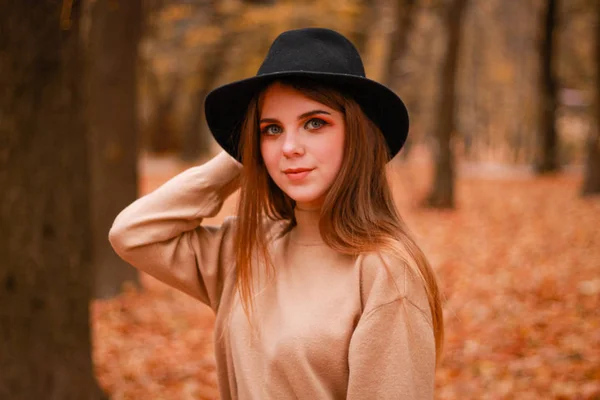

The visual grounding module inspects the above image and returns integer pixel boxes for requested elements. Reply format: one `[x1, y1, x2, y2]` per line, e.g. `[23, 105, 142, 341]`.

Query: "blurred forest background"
[1, 0, 599, 399]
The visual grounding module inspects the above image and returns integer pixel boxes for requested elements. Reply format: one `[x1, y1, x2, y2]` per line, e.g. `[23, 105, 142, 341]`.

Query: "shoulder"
[355, 244, 431, 319]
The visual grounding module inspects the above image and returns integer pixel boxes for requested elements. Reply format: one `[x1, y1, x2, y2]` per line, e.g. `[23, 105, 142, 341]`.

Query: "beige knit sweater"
[109, 151, 436, 399]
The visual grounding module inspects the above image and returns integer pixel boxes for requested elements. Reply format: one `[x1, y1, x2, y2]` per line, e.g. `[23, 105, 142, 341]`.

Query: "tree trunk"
[147, 75, 181, 153]
[353, 0, 374, 55]
[382, 0, 416, 89]
[181, 44, 230, 161]
[139, 0, 175, 153]
[426, 0, 468, 209]
[180, 5, 223, 162]
[582, 1, 600, 196]
[87, 0, 142, 298]
[360, 0, 398, 82]
[0, 2, 106, 398]
[535, 0, 559, 173]
[383, 0, 416, 161]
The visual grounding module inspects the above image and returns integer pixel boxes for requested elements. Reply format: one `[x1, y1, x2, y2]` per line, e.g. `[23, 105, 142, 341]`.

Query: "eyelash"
[260, 118, 329, 135]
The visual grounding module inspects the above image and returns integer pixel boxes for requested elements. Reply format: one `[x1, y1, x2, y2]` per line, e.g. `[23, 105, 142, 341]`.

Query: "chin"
[282, 187, 326, 205]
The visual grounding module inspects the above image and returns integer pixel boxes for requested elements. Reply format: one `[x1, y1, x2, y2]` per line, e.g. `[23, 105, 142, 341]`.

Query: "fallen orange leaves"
[93, 158, 600, 399]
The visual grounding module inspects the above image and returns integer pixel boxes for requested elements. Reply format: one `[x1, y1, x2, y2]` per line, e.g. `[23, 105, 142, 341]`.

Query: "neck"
[290, 206, 323, 245]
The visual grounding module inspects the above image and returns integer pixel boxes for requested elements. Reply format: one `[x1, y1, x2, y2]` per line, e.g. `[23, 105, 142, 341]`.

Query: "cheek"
[314, 129, 345, 176]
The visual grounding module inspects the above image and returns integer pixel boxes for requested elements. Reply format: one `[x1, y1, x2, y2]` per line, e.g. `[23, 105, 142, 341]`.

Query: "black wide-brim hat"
[205, 27, 409, 162]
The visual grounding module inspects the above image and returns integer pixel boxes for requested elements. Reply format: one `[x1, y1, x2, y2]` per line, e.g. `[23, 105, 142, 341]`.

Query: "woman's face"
[259, 82, 345, 210]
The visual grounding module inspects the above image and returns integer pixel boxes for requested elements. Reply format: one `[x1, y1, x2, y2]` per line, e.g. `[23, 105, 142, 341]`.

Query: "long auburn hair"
[233, 77, 444, 363]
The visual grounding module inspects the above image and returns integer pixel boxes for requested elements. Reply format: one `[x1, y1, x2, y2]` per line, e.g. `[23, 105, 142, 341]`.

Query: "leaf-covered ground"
[93, 156, 600, 399]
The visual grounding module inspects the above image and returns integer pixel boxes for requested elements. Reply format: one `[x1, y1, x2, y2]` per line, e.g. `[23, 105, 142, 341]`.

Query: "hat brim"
[204, 71, 409, 162]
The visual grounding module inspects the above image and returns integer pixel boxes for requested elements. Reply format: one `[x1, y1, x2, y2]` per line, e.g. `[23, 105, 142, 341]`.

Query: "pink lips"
[283, 168, 314, 181]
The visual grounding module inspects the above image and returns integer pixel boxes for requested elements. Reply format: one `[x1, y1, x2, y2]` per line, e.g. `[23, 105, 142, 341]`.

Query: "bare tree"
[382, 0, 417, 160]
[426, 0, 468, 208]
[383, 0, 417, 89]
[536, 0, 560, 173]
[141, 0, 181, 154]
[353, 0, 374, 55]
[146, 74, 181, 153]
[87, 0, 142, 298]
[0, 2, 106, 398]
[582, 0, 600, 195]
[181, 0, 223, 162]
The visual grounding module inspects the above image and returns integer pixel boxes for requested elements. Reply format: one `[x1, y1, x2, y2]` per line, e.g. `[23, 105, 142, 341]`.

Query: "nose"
[281, 130, 305, 158]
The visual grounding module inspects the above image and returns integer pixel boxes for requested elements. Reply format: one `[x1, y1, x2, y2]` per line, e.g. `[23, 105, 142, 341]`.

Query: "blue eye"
[305, 118, 326, 130]
[262, 125, 283, 135]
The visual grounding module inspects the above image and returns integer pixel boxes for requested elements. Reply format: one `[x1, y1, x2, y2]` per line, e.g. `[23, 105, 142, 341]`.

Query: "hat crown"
[257, 28, 366, 77]
[205, 27, 409, 163]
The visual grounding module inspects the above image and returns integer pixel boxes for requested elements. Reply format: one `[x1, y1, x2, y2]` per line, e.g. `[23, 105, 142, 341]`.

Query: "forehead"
[259, 82, 336, 117]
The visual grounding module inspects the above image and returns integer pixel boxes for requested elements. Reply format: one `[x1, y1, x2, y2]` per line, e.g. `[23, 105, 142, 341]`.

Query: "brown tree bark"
[535, 0, 560, 173]
[140, 0, 180, 154]
[383, 0, 417, 160]
[0, 2, 106, 398]
[181, 41, 231, 161]
[582, 1, 600, 196]
[426, 0, 468, 208]
[87, 0, 142, 298]
[359, 0, 397, 81]
[147, 74, 181, 153]
[180, 2, 222, 162]
[382, 0, 416, 89]
[353, 0, 374, 55]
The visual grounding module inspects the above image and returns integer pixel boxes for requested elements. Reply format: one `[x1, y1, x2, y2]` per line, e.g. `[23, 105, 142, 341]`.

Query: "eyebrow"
[259, 110, 331, 124]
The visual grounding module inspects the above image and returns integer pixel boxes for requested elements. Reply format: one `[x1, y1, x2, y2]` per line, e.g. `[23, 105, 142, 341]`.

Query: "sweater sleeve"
[346, 298, 436, 399]
[108, 151, 242, 311]
[347, 252, 436, 399]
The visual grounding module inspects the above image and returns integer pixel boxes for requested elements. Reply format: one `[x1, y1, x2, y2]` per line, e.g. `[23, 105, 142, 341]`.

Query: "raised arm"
[108, 151, 242, 311]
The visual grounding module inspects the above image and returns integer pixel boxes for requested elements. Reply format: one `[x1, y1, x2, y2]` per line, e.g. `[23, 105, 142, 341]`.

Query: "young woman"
[110, 28, 443, 399]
